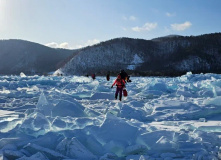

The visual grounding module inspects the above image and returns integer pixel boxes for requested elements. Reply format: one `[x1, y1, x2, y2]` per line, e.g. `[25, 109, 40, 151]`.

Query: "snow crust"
[1, 73, 221, 159]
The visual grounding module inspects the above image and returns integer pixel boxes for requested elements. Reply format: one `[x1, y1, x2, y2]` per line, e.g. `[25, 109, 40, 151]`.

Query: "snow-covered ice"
[1, 73, 221, 159]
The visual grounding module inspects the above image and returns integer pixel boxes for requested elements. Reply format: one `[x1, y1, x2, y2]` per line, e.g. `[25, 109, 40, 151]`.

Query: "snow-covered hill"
[0, 73, 221, 159]
[60, 38, 146, 75]
[60, 33, 221, 76]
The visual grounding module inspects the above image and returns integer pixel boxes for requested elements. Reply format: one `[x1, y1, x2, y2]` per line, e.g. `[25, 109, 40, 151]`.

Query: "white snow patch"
[127, 54, 144, 70]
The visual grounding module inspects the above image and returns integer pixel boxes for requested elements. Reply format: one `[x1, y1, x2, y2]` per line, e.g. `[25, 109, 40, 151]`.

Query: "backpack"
[116, 79, 124, 87]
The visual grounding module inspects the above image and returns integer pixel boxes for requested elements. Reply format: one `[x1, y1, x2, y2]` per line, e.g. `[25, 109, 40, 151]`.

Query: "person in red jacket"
[111, 74, 126, 101]
[91, 73, 96, 80]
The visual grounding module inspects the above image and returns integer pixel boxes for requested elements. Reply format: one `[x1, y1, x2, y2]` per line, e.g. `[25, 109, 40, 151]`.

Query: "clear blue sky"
[0, 0, 221, 49]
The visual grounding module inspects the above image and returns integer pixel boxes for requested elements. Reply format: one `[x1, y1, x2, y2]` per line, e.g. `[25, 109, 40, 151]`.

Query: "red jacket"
[112, 78, 125, 88]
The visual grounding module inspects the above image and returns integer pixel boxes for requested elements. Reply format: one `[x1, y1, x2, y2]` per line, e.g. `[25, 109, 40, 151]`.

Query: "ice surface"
[204, 96, 221, 106]
[52, 99, 87, 117]
[96, 113, 139, 143]
[1, 73, 221, 159]
[23, 143, 68, 159]
[17, 152, 49, 160]
[20, 72, 26, 77]
[56, 137, 97, 159]
[36, 92, 53, 116]
[124, 144, 147, 155]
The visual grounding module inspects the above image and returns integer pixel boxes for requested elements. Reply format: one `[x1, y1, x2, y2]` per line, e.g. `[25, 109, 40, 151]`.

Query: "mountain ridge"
[0, 39, 76, 75]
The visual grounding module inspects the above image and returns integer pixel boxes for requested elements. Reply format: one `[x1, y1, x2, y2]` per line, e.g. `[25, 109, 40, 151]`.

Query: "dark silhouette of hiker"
[119, 69, 132, 83]
[106, 71, 110, 81]
[119, 69, 128, 82]
[127, 75, 132, 82]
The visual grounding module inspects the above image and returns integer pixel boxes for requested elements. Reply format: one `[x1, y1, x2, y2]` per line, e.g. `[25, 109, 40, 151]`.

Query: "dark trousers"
[115, 87, 123, 101]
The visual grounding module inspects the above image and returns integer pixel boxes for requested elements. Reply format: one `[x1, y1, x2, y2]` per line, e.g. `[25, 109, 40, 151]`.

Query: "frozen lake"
[0, 72, 221, 160]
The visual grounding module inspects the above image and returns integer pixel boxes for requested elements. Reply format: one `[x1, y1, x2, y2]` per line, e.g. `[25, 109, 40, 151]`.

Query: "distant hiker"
[111, 74, 126, 101]
[106, 71, 110, 81]
[127, 75, 132, 82]
[91, 73, 96, 80]
[57, 73, 62, 76]
[119, 69, 129, 82]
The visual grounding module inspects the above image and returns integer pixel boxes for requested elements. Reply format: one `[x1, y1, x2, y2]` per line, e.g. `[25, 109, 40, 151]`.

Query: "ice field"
[1, 72, 221, 160]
